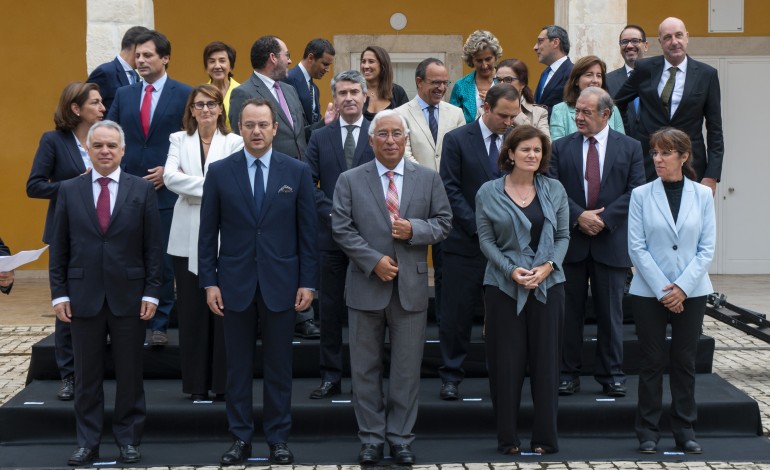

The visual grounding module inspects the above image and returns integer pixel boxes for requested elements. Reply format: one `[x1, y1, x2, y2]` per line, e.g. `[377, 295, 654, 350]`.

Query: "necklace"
[201, 139, 211, 145]
[506, 176, 535, 204]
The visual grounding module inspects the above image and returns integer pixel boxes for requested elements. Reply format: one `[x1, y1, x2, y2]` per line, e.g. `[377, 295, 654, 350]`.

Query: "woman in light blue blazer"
[476, 125, 569, 455]
[628, 128, 715, 455]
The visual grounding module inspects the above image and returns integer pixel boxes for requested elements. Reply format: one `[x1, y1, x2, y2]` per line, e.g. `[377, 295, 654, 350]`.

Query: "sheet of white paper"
[0, 246, 48, 271]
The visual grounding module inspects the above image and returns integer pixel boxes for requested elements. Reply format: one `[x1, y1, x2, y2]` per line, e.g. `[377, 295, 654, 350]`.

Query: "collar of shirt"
[374, 157, 405, 200]
[624, 64, 635, 76]
[244, 147, 272, 171]
[297, 62, 311, 83]
[416, 95, 439, 123]
[116, 54, 134, 73]
[549, 55, 570, 74]
[92, 166, 121, 183]
[375, 156, 405, 178]
[72, 131, 92, 170]
[255, 71, 276, 91]
[663, 55, 688, 74]
[339, 115, 365, 146]
[477, 117, 501, 146]
[91, 167, 121, 211]
[145, 72, 168, 92]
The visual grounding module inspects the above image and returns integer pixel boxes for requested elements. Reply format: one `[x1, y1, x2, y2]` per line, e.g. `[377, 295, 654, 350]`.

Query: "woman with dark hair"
[164, 84, 243, 401]
[549, 55, 624, 140]
[360, 45, 408, 121]
[628, 127, 715, 455]
[451, 30, 503, 123]
[495, 58, 550, 138]
[26, 81, 106, 401]
[203, 41, 238, 127]
[475, 125, 569, 455]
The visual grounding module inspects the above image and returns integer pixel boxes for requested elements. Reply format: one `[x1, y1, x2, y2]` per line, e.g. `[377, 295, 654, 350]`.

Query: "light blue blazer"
[549, 102, 625, 141]
[627, 177, 715, 299]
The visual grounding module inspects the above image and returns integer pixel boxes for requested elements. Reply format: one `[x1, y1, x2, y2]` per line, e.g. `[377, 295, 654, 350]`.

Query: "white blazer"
[627, 177, 715, 299]
[164, 129, 244, 274]
[396, 98, 465, 172]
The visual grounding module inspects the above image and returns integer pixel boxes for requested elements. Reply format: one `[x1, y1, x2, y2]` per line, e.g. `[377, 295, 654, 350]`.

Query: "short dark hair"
[649, 127, 697, 180]
[54, 82, 101, 132]
[361, 46, 394, 101]
[303, 38, 335, 60]
[415, 58, 445, 80]
[250, 35, 281, 70]
[563, 55, 609, 106]
[496, 58, 534, 104]
[485, 83, 520, 111]
[621, 24, 647, 42]
[120, 26, 149, 51]
[203, 41, 236, 78]
[183, 84, 230, 135]
[498, 125, 551, 174]
[134, 30, 171, 60]
[239, 97, 277, 124]
[542, 25, 570, 54]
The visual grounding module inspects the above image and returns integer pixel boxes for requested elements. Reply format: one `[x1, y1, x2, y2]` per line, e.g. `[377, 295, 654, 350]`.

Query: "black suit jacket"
[49, 172, 163, 316]
[606, 66, 640, 138]
[548, 128, 646, 267]
[87, 57, 139, 113]
[614, 55, 724, 181]
[305, 119, 375, 251]
[0, 237, 11, 295]
[537, 58, 573, 118]
[283, 65, 320, 126]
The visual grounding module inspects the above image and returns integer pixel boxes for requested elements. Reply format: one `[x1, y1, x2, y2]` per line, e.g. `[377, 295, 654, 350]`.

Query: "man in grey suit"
[332, 110, 452, 466]
[606, 24, 648, 139]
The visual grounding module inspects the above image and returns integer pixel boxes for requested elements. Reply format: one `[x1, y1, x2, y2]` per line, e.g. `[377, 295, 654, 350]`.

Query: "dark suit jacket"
[537, 58, 574, 117]
[26, 130, 88, 244]
[0, 237, 11, 294]
[606, 66, 640, 137]
[548, 128, 646, 268]
[283, 65, 320, 126]
[49, 172, 163, 316]
[614, 55, 724, 181]
[198, 150, 318, 313]
[107, 77, 192, 209]
[87, 57, 139, 113]
[305, 119, 375, 251]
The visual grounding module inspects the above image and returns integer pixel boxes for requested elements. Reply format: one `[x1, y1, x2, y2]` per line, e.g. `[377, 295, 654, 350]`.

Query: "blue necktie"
[535, 67, 550, 103]
[488, 133, 500, 177]
[427, 105, 438, 144]
[253, 160, 264, 219]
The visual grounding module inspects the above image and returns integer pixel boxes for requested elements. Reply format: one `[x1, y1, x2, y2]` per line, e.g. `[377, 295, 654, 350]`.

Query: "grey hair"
[580, 86, 614, 115]
[330, 69, 367, 95]
[367, 109, 410, 137]
[462, 30, 503, 67]
[542, 25, 570, 54]
[87, 120, 125, 148]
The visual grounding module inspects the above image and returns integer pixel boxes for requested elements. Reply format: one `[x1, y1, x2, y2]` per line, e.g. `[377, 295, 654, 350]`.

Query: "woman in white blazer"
[627, 128, 715, 455]
[164, 84, 244, 401]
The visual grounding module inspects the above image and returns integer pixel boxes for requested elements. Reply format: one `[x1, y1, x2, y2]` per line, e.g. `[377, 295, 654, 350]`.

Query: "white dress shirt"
[374, 158, 405, 203]
[339, 115, 365, 148]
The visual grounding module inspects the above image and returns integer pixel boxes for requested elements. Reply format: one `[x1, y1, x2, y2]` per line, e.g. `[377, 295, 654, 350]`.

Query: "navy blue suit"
[198, 149, 318, 444]
[305, 119, 374, 384]
[283, 66, 320, 126]
[87, 57, 139, 113]
[536, 58, 573, 119]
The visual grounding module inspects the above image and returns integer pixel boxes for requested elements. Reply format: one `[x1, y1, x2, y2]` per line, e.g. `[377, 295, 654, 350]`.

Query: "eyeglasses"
[619, 38, 645, 46]
[494, 76, 520, 84]
[193, 101, 219, 110]
[426, 80, 451, 87]
[649, 149, 679, 157]
[536, 37, 552, 45]
[375, 130, 405, 140]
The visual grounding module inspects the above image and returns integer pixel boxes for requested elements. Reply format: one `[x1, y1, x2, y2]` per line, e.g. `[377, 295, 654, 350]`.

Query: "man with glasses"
[533, 25, 573, 119]
[606, 25, 649, 138]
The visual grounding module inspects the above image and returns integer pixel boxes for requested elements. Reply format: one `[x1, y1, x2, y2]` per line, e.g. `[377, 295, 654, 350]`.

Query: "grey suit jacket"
[332, 159, 452, 312]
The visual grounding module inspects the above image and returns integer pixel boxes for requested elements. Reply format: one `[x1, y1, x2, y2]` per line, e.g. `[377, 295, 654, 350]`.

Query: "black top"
[663, 178, 685, 223]
[362, 84, 409, 121]
[506, 190, 544, 252]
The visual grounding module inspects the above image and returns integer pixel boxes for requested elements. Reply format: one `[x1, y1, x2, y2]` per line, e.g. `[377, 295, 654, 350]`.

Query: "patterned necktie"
[660, 66, 678, 118]
[488, 133, 500, 177]
[253, 160, 265, 219]
[427, 105, 438, 144]
[273, 82, 294, 129]
[96, 177, 111, 233]
[344, 125, 356, 169]
[386, 171, 399, 223]
[585, 137, 600, 209]
[535, 66, 551, 103]
[140, 84, 154, 138]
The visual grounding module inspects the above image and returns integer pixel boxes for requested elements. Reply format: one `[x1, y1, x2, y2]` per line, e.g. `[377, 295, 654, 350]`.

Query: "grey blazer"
[332, 159, 452, 312]
[475, 173, 570, 314]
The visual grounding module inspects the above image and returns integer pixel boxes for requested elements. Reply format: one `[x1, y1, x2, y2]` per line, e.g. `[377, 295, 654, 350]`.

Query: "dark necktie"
[585, 137, 600, 209]
[535, 66, 550, 103]
[253, 160, 265, 219]
[309, 79, 319, 123]
[273, 82, 294, 129]
[140, 84, 154, 138]
[488, 133, 500, 177]
[96, 177, 111, 233]
[427, 105, 438, 144]
[344, 124, 357, 169]
[660, 66, 678, 118]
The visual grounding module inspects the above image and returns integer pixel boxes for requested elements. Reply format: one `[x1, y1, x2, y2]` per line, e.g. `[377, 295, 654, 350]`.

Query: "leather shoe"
[638, 440, 657, 454]
[294, 319, 320, 339]
[269, 442, 294, 464]
[358, 443, 384, 465]
[558, 379, 580, 396]
[221, 439, 251, 465]
[310, 381, 341, 399]
[58, 375, 74, 401]
[678, 439, 702, 454]
[191, 393, 209, 401]
[68, 447, 98, 466]
[118, 444, 141, 463]
[390, 443, 415, 465]
[440, 382, 459, 400]
[602, 382, 627, 397]
[150, 330, 168, 347]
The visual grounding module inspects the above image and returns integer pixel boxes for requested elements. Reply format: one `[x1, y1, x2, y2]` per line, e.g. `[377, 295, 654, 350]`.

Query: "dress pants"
[485, 284, 563, 453]
[349, 284, 426, 446]
[319, 249, 349, 384]
[70, 302, 146, 449]
[431, 242, 443, 326]
[561, 256, 627, 385]
[151, 207, 174, 332]
[172, 256, 226, 395]
[439, 251, 487, 384]
[633, 295, 706, 444]
[222, 286, 294, 444]
[54, 317, 74, 379]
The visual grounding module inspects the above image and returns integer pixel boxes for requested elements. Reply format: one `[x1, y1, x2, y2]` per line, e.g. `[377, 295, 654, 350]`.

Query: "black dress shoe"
[440, 382, 459, 400]
[58, 375, 74, 401]
[390, 443, 415, 465]
[118, 444, 141, 463]
[358, 443, 384, 465]
[310, 381, 341, 399]
[68, 447, 98, 466]
[558, 379, 580, 396]
[638, 440, 657, 454]
[678, 439, 702, 454]
[602, 382, 627, 397]
[221, 439, 251, 465]
[269, 442, 294, 464]
[191, 393, 209, 401]
[294, 319, 321, 339]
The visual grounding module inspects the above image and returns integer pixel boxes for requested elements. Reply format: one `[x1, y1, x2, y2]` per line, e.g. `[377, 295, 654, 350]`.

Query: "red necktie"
[96, 177, 111, 233]
[140, 84, 155, 138]
[386, 171, 399, 223]
[585, 137, 600, 209]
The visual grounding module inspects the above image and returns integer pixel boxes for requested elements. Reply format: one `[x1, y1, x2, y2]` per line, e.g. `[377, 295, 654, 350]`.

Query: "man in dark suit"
[107, 30, 192, 347]
[0, 237, 13, 294]
[305, 70, 374, 399]
[438, 84, 521, 400]
[199, 98, 318, 465]
[283, 38, 335, 127]
[606, 24, 649, 139]
[614, 17, 723, 193]
[533, 25, 574, 119]
[548, 87, 645, 398]
[87, 26, 148, 113]
[49, 121, 162, 466]
[332, 110, 451, 465]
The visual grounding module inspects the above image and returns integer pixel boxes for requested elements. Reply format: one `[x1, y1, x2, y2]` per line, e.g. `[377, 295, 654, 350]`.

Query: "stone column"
[554, 0, 628, 70]
[86, 0, 154, 73]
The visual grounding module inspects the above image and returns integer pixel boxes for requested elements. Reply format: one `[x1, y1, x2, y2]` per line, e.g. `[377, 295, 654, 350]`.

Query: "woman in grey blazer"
[476, 125, 569, 455]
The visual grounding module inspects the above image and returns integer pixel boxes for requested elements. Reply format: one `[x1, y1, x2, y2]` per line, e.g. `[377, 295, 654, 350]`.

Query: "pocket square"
[278, 185, 294, 193]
